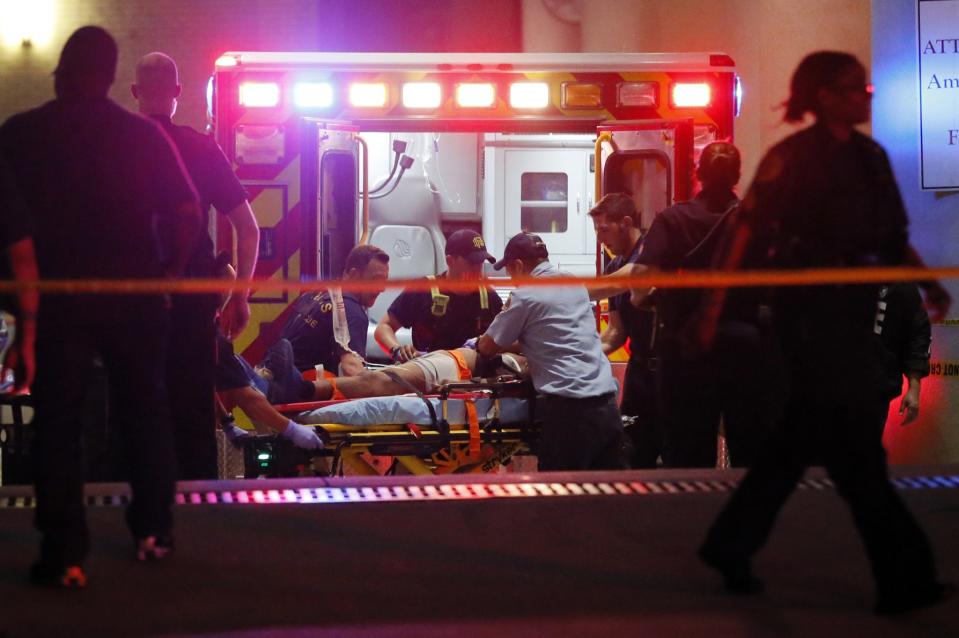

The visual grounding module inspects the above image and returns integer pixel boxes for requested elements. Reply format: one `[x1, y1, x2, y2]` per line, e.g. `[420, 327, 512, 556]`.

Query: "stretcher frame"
[243, 378, 540, 477]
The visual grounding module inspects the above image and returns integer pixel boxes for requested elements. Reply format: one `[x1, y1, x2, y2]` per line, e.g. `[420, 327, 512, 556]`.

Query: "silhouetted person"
[697, 51, 951, 614]
[0, 27, 200, 587]
[132, 52, 259, 480]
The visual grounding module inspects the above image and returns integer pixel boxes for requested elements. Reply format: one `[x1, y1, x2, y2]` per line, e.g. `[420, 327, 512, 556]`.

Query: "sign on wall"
[918, 0, 959, 190]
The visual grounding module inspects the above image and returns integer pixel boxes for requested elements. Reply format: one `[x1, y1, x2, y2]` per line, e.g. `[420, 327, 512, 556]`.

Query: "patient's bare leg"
[310, 365, 428, 400]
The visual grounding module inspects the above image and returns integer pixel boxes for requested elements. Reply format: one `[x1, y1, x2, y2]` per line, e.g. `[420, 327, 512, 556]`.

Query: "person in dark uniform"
[280, 244, 390, 376]
[874, 282, 931, 439]
[375, 229, 503, 361]
[0, 27, 201, 586]
[0, 155, 39, 393]
[132, 52, 260, 481]
[588, 193, 661, 468]
[697, 51, 951, 614]
[625, 142, 775, 468]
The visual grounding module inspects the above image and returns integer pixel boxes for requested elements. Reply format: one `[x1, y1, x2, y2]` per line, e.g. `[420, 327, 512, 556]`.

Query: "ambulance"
[209, 52, 740, 364]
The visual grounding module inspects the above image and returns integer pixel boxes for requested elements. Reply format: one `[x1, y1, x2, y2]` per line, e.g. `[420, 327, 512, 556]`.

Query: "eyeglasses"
[829, 82, 874, 95]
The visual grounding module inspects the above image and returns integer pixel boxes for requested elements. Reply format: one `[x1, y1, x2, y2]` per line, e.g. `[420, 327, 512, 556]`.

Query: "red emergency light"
[239, 82, 280, 108]
[671, 82, 711, 108]
[456, 83, 496, 108]
[510, 82, 549, 109]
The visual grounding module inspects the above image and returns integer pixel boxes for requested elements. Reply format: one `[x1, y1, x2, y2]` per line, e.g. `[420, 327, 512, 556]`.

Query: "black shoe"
[136, 534, 175, 561]
[30, 561, 87, 589]
[262, 339, 299, 404]
[698, 545, 764, 595]
[875, 581, 955, 615]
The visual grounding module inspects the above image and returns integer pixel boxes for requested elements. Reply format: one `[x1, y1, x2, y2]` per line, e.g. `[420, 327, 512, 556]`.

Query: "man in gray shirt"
[478, 233, 625, 471]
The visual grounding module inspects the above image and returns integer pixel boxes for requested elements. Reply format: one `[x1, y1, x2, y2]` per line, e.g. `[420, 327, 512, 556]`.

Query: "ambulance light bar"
[239, 82, 280, 108]
[350, 83, 388, 108]
[294, 82, 334, 108]
[510, 82, 549, 109]
[456, 83, 496, 108]
[618, 82, 658, 108]
[402, 82, 442, 109]
[562, 82, 602, 109]
[672, 82, 711, 108]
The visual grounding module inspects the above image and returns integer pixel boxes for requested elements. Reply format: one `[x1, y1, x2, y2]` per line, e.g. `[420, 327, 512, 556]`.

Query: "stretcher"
[242, 378, 540, 477]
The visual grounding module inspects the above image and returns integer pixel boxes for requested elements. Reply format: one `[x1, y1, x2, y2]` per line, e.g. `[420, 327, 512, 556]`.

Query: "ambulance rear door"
[595, 119, 696, 241]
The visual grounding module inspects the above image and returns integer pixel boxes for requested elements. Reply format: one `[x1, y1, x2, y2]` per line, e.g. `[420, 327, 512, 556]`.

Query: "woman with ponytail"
[698, 52, 951, 614]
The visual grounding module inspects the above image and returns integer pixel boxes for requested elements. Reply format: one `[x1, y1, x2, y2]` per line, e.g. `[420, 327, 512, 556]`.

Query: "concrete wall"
[0, 0, 521, 132]
[522, 0, 872, 186]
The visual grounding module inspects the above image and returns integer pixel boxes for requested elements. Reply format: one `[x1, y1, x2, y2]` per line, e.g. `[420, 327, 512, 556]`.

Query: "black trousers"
[167, 293, 218, 480]
[33, 308, 175, 566]
[537, 392, 626, 471]
[701, 342, 937, 597]
[658, 321, 784, 468]
[620, 359, 662, 469]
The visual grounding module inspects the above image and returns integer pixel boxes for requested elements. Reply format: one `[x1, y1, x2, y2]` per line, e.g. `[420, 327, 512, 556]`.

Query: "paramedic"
[132, 52, 260, 480]
[588, 193, 661, 468]
[477, 233, 625, 471]
[375, 229, 503, 361]
[698, 51, 949, 614]
[279, 244, 390, 375]
[0, 27, 200, 586]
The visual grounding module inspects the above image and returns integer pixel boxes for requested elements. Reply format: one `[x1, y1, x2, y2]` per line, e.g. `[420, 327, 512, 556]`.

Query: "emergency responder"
[131, 52, 259, 481]
[0, 155, 38, 393]
[279, 244, 390, 375]
[588, 193, 661, 468]
[624, 142, 774, 468]
[874, 282, 931, 439]
[0, 27, 201, 586]
[375, 229, 503, 361]
[697, 51, 951, 614]
[477, 233, 625, 471]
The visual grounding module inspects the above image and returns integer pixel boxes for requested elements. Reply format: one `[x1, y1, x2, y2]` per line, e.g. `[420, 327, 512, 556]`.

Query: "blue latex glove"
[462, 337, 478, 350]
[282, 421, 324, 450]
[221, 420, 252, 449]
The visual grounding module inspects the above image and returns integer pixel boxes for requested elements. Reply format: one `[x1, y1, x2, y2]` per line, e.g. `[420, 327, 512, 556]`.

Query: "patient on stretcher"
[261, 339, 526, 405]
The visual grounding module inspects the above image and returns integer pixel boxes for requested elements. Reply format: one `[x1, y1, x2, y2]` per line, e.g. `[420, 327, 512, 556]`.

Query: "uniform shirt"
[484, 261, 617, 398]
[0, 154, 33, 311]
[281, 290, 369, 372]
[606, 237, 656, 359]
[150, 116, 248, 277]
[0, 97, 197, 317]
[388, 273, 504, 352]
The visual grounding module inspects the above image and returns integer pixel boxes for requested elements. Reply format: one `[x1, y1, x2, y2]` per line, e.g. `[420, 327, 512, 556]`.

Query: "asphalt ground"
[0, 468, 956, 638]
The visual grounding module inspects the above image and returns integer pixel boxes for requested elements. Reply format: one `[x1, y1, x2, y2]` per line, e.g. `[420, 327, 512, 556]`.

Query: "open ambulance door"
[594, 119, 696, 264]
[594, 119, 696, 362]
[308, 120, 365, 280]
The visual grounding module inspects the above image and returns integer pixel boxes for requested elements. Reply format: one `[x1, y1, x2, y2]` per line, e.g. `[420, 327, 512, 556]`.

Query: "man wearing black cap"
[375, 229, 503, 361]
[131, 51, 260, 480]
[478, 233, 625, 471]
[0, 26, 200, 587]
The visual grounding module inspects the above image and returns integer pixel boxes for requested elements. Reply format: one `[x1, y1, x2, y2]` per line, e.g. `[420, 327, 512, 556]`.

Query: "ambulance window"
[520, 172, 568, 234]
[603, 152, 670, 232]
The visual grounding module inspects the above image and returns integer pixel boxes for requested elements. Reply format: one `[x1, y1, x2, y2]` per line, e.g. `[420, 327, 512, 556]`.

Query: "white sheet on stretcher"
[296, 395, 530, 427]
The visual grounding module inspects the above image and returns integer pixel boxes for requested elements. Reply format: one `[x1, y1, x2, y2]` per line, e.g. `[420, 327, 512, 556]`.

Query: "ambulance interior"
[334, 129, 678, 360]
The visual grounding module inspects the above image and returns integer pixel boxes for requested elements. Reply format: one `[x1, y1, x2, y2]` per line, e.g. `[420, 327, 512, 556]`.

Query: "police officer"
[375, 229, 502, 361]
[132, 52, 260, 480]
[0, 27, 201, 586]
[588, 193, 661, 468]
[279, 244, 390, 375]
[478, 233, 624, 471]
